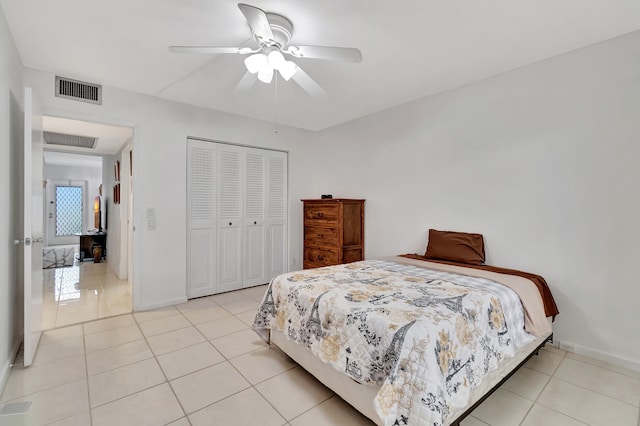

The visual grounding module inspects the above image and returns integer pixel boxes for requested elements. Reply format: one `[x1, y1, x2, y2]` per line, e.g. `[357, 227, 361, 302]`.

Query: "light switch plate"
[147, 208, 156, 218]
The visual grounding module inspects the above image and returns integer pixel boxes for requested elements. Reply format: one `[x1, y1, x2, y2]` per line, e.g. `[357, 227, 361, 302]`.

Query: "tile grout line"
[548, 375, 640, 409]
[174, 298, 269, 421]
[530, 349, 567, 420]
[218, 293, 339, 425]
[527, 349, 629, 426]
[551, 349, 640, 406]
[162, 292, 302, 424]
[516, 346, 566, 426]
[82, 323, 95, 426]
[130, 310, 190, 424]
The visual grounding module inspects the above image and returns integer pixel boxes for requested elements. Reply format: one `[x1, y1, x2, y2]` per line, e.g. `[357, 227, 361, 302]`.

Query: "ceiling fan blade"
[291, 67, 327, 98]
[234, 71, 257, 94]
[285, 45, 362, 63]
[169, 46, 248, 54]
[238, 3, 275, 44]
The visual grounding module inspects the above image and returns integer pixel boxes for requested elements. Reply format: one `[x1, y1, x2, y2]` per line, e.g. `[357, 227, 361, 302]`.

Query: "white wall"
[44, 163, 102, 239]
[311, 31, 640, 371]
[102, 142, 131, 280]
[0, 5, 24, 390]
[25, 67, 319, 312]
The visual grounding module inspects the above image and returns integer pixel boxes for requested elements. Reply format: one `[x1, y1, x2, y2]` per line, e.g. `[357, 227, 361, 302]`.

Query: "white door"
[217, 145, 243, 293]
[186, 140, 217, 298]
[243, 148, 267, 287]
[266, 151, 287, 279]
[21, 88, 44, 366]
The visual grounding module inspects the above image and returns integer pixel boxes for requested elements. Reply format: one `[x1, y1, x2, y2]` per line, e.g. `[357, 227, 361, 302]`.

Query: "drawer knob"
[317, 255, 324, 261]
[229, 222, 232, 226]
[254, 221, 257, 225]
[317, 212, 324, 218]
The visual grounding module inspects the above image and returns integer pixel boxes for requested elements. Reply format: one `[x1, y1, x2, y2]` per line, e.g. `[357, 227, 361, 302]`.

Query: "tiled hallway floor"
[43, 260, 132, 329]
[2, 284, 639, 425]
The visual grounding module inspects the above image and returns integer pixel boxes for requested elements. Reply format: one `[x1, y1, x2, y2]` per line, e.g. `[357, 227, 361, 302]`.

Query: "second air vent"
[55, 76, 102, 105]
[44, 131, 97, 149]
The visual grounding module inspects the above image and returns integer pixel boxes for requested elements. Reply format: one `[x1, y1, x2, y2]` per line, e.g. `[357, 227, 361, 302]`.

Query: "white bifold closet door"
[244, 148, 267, 287]
[187, 139, 287, 298]
[218, 144, 244, 293]
[266, 152, 287, 279]
[187, 140, 218, 298]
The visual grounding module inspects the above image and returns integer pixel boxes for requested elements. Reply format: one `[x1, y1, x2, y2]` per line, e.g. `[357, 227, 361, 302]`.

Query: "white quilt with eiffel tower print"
[252, 260, 534, 426]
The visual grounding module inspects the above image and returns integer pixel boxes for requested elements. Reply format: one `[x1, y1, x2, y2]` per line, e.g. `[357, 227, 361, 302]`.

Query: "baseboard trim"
[556, 341, 640, 373]
[0, 339, 22, 396]
[134, 296, 188, 312]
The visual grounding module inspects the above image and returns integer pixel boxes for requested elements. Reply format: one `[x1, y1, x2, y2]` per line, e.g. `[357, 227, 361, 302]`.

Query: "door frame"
[39, 113, 137, 307]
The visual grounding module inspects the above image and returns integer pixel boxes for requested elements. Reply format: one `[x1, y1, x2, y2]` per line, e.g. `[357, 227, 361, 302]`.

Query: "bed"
[252, 230, 559, 426]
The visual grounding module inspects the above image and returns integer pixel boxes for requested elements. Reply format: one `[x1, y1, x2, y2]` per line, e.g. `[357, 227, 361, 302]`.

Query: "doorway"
[41, 116, 134, 330]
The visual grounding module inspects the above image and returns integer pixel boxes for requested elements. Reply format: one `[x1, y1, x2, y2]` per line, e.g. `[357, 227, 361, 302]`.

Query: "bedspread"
[253, 260, 535, 426]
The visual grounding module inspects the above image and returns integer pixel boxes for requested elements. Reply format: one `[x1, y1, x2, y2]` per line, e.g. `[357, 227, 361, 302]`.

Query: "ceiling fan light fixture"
[257, 65, 274, 83]
[267, 50, 286, 70]
[244, 53, 267, 74]
[278, 60, 298, 81]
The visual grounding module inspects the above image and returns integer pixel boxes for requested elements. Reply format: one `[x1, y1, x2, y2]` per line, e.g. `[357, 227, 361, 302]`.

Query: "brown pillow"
[424, 229, 485, 265]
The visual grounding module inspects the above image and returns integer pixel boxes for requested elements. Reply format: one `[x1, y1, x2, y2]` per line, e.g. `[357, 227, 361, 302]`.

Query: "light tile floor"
[3, 284, 639, 426]
[43, 260, 132, 329]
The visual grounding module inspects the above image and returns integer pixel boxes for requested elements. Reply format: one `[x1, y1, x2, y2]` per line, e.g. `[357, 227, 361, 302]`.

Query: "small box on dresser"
[302, 198, 365, 269]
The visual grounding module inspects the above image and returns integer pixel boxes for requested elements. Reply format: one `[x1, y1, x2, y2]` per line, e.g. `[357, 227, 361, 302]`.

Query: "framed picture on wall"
[113, 183, 121, 204]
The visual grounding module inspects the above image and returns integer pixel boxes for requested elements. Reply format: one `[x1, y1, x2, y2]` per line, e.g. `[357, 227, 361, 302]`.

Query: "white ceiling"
[43, 150, 103, 168]
[2, 1, 640, 131]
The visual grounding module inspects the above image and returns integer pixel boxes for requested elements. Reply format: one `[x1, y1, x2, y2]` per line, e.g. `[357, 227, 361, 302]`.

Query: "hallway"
[43, 258, 132, 330]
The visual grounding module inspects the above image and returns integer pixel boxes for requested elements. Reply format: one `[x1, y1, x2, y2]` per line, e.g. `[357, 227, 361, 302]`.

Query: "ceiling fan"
[169, 3, 362, 93]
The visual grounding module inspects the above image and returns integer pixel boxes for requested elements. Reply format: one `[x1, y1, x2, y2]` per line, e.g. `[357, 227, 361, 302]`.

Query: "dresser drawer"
[303, 247, 339, 266]
[304, 204, 340, 225]
[304, 226, 339, 247]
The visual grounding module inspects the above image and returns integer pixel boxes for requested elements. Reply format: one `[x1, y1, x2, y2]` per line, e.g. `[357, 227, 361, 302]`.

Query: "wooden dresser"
[302, 199, 365, 269]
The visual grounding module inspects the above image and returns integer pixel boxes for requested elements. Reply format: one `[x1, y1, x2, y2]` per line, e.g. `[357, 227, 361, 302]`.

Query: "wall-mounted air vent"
[55, 76, 102, 105]
[43, 131, 97, 149]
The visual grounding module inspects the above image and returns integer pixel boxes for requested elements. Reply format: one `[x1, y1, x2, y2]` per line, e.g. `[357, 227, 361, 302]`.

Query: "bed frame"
[271, 328, 553, 425]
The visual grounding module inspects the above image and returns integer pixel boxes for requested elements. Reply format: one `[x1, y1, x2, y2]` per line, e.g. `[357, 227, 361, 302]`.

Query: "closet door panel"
[266, 151, 288, 279]
[217, 145, 243, 292]
[188, 229, 213, 296]
[218, 225, 242, 291]
[245, 224, 265, 284]
[187, 140, 217, 298]
[244, 148, 267, 287]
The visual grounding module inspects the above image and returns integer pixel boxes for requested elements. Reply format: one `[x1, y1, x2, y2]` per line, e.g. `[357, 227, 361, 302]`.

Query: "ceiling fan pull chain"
[274, 73, 279, 134]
